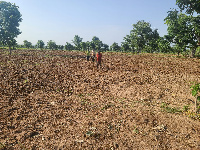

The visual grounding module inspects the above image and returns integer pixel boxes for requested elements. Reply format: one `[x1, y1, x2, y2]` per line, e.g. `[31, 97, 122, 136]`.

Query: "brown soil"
[0, 49, 200, 150]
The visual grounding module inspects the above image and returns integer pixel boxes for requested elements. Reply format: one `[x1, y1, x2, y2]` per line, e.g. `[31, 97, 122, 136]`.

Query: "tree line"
[16, 36, 110, 52]
[0, 0, 200, 56]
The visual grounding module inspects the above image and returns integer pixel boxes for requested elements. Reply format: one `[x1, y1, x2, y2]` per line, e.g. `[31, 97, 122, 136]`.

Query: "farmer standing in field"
[91, 50, 96, 62]
[86, 48, 90, 61]
[96, 51, 102, 69]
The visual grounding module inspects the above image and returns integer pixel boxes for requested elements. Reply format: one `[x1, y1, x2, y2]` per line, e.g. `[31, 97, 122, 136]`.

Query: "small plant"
[183, 105, 189, 112]
[160, 102, 182, 113]
[133, 127, 139, 134]
[185, 111, 200, 120]
[191, 83, 200, 113]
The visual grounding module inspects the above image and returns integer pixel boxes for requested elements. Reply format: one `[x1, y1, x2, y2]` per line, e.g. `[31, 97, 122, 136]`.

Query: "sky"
[4, 0, 179, 46]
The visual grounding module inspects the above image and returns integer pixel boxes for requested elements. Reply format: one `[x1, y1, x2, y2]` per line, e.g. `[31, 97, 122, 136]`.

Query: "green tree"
[176, 0, 200, 14]
[23, 40, 32, 49]
[157, 36, 173, 53]
[0, 1, 22, 54]
[86, 41, 90, 50]
[121, 42, 130, 52]
[164, 9, 200, 56]
[91, 36, 103, 50]
[72, 35, 82, 50]
[47, 40, 57, 50]
[123, 20, 159, 53]
[145, 29, 160, 53]
[65, 42, 74, 50]
[36, 40, 45, 49]
[89, 41, 96, 50]
[123, 35, 136, 52]
[80, 42, 87, 51]
[110, 42, 121, 52]
[57, 45, 64, 50]
[101, 43, 109, 52]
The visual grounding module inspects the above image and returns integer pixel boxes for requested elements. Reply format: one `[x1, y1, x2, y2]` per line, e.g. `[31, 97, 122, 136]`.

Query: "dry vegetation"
[0, 49, 200, 149]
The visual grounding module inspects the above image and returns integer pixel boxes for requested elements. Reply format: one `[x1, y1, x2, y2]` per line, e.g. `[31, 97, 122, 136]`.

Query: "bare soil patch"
[0, 50, 200, 149]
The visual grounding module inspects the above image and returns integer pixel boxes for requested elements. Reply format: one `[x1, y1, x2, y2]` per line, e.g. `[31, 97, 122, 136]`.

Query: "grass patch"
[160, 102, 182, 113]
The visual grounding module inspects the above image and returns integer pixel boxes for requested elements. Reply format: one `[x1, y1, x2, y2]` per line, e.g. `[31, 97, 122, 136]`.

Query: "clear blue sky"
[5, 0, 179, 46]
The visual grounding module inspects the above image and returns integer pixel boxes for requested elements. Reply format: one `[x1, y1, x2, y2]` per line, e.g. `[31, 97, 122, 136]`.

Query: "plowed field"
[0, 49, 200, 149]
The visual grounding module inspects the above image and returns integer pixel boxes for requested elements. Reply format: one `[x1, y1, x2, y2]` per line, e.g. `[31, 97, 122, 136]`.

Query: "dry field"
[0, 49, 200, 149]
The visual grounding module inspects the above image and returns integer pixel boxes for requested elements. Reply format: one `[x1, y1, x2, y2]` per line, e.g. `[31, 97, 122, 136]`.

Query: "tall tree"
[72, 35, 82, 50]
[123, 20, 159, 53]
[0, 1, 22, 54]
[47, 40, 57, 50]
[145, 29, 160, 53]
[80, 42, 87, 51]
[164, 9, 200, 56]
[36, 40, 45, 49]
[92, 36, 103, 50]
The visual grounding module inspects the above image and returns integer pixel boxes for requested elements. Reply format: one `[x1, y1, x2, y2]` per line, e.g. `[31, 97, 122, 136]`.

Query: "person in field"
[86, 49, 90, 61]
[96, 51, 102, 69]
[91, 50, 96, 62]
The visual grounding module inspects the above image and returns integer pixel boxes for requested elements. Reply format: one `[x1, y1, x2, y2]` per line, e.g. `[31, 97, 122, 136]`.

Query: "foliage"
[164, 9, 199, 56]
[91, 36, 103, 50]
[123, 20, 160, 53]
[36, 40, 45, 49]
[101, 43, 109, 52]
[0, 1, 22, 54]
[23, 40, 32, 49]
[110, 42, 121, 52]
[57, 45, 64, 50]
[121, 42, 130, 52]
[191, 83, 200, 113]
[47, 40, 57, 50]
[176, 0, 200, 14]
[80, 42, 87, 51]
[65, 42, 74, 50]
[195, 46, 200, 57]
[191, 83, 200, 99]
[72, 35, 82, 50]
[183, 105, 189, 112]
[145, 29, 160, 53]
[157, 35, 173, 53]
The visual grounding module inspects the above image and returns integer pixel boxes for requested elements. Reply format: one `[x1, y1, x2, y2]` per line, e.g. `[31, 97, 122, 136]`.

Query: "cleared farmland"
[0, 49, 200, 149]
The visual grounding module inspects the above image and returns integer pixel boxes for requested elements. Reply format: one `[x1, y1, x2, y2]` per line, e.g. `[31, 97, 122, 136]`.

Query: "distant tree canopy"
[47, 40, 57, 50]
[0, 1, 22, 54]
[72, 35, 82, 50]
[91, 36, 103, 50]
[36, 40, 45, 49]
[23, 40, 32, 49]
[110, 42, 120, 52]
[65, 42, 74, 50]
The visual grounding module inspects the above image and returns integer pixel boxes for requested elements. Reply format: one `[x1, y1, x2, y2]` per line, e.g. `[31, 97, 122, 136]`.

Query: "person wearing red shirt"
[96, 51, 102, 69]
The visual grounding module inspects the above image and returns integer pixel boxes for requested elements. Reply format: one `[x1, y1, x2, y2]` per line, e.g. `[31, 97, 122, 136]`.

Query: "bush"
[195, 47, 200, 57]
